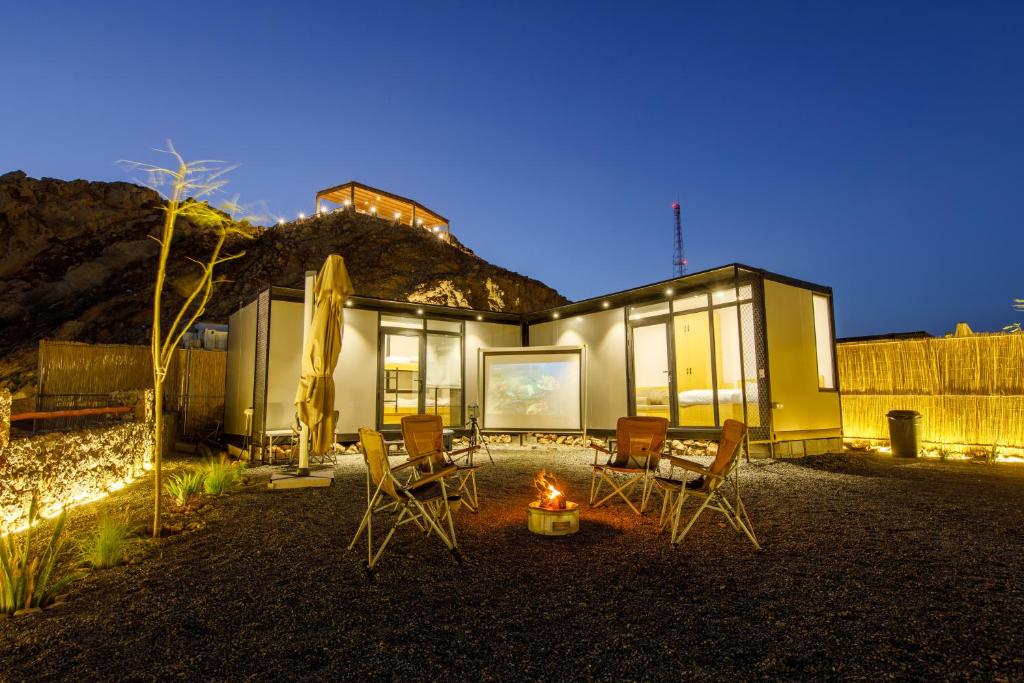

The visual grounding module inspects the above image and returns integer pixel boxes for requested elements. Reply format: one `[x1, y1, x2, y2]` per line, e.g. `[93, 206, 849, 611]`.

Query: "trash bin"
[886, 410, 922, 458]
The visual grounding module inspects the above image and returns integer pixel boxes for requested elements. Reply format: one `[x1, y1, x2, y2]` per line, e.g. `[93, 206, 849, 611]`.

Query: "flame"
[534, 470, 567, 509]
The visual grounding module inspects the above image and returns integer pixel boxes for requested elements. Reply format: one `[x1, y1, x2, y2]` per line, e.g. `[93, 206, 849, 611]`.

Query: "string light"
[298, 212, 305, 220]
[277, 219, 285, 226]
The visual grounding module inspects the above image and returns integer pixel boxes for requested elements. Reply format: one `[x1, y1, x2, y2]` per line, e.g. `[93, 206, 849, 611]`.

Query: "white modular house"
[225, 264, 841, 459]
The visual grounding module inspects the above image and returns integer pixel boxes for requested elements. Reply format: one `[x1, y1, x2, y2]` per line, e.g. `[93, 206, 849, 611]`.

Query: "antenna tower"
[672, 201, 686, 277]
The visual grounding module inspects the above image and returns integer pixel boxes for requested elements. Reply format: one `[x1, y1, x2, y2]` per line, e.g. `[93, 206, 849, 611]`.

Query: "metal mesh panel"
[745, 278, 771, 441]
[251, 290, 271, 460]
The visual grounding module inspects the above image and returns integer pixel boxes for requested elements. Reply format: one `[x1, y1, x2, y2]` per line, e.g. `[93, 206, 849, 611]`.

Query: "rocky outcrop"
[0, 171, 568, 392]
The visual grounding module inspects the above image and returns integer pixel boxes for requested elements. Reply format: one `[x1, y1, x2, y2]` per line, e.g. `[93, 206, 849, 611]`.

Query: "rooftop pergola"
[315, 181, 451, 242]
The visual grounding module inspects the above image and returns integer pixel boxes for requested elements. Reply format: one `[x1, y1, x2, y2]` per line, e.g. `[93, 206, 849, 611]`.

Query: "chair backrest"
[358, 427, 400, 500]
[401, 414, 445, 470]
[613, 416, 669, 469]
[708, 419, 747, 482]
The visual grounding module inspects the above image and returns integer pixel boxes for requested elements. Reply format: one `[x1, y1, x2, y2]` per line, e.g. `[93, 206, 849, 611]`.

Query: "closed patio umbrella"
[294, 254, 354, 472]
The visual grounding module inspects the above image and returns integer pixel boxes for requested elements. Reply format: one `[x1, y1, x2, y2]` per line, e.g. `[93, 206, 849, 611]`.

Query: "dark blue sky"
[2, 1, 1021, 337]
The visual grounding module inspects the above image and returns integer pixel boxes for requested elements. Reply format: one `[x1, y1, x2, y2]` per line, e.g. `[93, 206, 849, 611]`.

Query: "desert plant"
[81, 515, 131, 569]
[165, 470, 206, 507]
[201, 456, 245, 496]
[121, 142, 251, 537]
[0, 495, 77, 614]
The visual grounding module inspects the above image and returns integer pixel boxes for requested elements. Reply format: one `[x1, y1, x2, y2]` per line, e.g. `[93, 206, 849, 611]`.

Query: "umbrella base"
[268, 467, 335, 490]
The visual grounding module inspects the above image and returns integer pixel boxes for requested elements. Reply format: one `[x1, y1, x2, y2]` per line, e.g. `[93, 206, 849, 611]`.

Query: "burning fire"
[534, 470, 567, 510]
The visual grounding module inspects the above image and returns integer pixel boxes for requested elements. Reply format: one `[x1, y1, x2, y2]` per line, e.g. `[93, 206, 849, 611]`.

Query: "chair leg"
[589, 468, 601, 505]
[671, 495, 713, 546]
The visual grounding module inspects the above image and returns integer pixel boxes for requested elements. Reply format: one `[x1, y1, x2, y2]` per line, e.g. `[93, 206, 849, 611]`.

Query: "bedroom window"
[630, 283, 761, 429]
[379, 316, 464, 428]
[812, 295, 835, 390]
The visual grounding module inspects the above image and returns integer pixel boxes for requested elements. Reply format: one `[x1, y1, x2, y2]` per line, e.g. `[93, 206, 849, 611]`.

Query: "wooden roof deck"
[315, 181, 451, 242]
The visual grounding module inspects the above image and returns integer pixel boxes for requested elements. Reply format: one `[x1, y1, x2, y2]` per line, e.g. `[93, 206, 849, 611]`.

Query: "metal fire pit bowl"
[527, 500, 580, 536]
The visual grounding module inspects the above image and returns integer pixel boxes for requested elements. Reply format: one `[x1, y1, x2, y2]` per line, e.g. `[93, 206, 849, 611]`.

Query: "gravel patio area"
[1, 447, 1023, 681]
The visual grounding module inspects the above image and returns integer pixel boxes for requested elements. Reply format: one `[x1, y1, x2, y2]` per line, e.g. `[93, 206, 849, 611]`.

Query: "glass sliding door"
[631, 322, 674, 422]
[379, 316, 464, 429]
[425, 332, 463, 427]
[673, 310, 715, 426]
[381, 331, 421, 427]
[712, 305, 745, 424]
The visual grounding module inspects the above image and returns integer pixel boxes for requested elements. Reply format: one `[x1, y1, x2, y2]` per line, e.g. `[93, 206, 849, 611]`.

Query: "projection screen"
[480, 346, 584, 431]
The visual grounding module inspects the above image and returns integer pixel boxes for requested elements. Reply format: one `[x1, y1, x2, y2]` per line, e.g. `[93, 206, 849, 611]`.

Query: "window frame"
[811, 293, 838, 392]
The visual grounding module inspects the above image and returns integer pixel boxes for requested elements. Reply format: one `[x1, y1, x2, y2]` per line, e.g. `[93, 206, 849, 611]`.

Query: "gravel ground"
[1, 448, 1023, 681]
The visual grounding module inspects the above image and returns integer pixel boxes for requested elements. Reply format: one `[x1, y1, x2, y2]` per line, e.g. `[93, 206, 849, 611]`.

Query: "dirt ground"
[1, 448, 1023, 681]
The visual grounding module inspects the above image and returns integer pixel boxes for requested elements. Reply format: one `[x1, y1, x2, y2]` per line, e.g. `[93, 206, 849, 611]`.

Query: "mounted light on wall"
[602, 301, 610, 308]
[476, 315, 483, 321]
[665, 288, 674, 296]
[552, 312, 560, 319]
[416, 308, 424, 315]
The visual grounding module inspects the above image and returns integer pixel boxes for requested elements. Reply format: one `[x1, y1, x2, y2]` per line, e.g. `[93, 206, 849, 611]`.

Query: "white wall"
[224, 301, 257, 435]
[334, 308, 379, 434]
[528, 307, 628, 430]
[266, 300, 304, 430]
[464, 321, 522, 409]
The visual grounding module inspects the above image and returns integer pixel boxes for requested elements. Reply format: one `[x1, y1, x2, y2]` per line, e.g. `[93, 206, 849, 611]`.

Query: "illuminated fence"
[838, 333, 1024, 448]
[36, 340, 225, 437]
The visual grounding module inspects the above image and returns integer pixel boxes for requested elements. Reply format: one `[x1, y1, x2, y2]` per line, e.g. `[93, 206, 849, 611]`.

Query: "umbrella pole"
[297, 270, 315, 476]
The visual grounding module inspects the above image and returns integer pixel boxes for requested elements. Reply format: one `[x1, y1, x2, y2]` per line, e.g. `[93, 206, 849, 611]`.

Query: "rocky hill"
[0, 171, 568, 393]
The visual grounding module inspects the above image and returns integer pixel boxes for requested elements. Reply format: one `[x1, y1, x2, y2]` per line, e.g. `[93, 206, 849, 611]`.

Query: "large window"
[629, 284, 760, 429]
[812, 295, 835, 390]
[379, 315, 464, 427]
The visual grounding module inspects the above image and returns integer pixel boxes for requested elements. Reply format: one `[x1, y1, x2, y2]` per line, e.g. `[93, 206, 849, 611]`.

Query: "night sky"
[2, 1, 1021, 337]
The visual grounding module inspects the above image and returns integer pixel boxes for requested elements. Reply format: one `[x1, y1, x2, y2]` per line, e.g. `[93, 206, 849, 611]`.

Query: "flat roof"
[315, 180, 449, 227]
[237, 262, 832, 324]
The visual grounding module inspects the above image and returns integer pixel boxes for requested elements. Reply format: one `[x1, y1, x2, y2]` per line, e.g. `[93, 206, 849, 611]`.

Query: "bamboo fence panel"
[37, 340, 225, 435]
[838, 333, 1024, 448]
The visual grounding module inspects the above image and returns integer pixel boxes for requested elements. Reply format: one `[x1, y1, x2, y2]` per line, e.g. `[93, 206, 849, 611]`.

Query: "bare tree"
[122, 142, 250, 537]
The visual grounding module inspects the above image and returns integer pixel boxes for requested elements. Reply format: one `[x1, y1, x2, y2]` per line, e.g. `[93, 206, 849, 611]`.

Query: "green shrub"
[201, 456, 245, 496]
[0, 495, 78, 614]
[81, 515, 130, 569]
[166, 470, 206, 507]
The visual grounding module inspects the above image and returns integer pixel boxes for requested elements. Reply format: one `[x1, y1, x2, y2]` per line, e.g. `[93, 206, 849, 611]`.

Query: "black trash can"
[886, 410, 922, 458]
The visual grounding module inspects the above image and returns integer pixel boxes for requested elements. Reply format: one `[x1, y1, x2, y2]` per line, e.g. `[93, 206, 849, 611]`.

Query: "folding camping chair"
[348, 428, 462, 572]
[589, 416, 669, 515]
[654, 418, 760, 549]
[401, 414, 482, 512]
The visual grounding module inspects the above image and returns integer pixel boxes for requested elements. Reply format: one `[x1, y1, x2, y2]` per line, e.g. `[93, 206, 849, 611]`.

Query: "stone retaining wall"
[0, 389, 153, 530]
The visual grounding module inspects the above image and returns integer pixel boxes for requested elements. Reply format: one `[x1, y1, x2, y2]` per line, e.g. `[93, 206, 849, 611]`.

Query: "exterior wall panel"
[764, 280, 841, 437]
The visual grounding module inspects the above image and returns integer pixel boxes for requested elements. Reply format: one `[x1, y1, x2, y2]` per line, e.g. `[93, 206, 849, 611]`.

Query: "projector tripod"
[467, 416, 494, 465]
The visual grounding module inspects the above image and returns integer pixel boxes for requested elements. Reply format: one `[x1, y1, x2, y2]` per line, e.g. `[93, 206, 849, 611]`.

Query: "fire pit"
[527, 471, 579, 536]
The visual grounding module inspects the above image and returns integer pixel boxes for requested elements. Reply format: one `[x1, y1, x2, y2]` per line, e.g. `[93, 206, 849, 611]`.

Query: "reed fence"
[36, 340, 225, 437]
[838, 333, 1024, 449]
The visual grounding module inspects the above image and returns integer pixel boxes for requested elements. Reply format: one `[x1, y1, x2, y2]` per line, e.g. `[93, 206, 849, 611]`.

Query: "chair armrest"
[589, 442, 611, 455]
[407, 465, 458, 489]
[392, 453, 436, 472]
[662, 453, 710, 475]
[448, 445, 478, 460]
